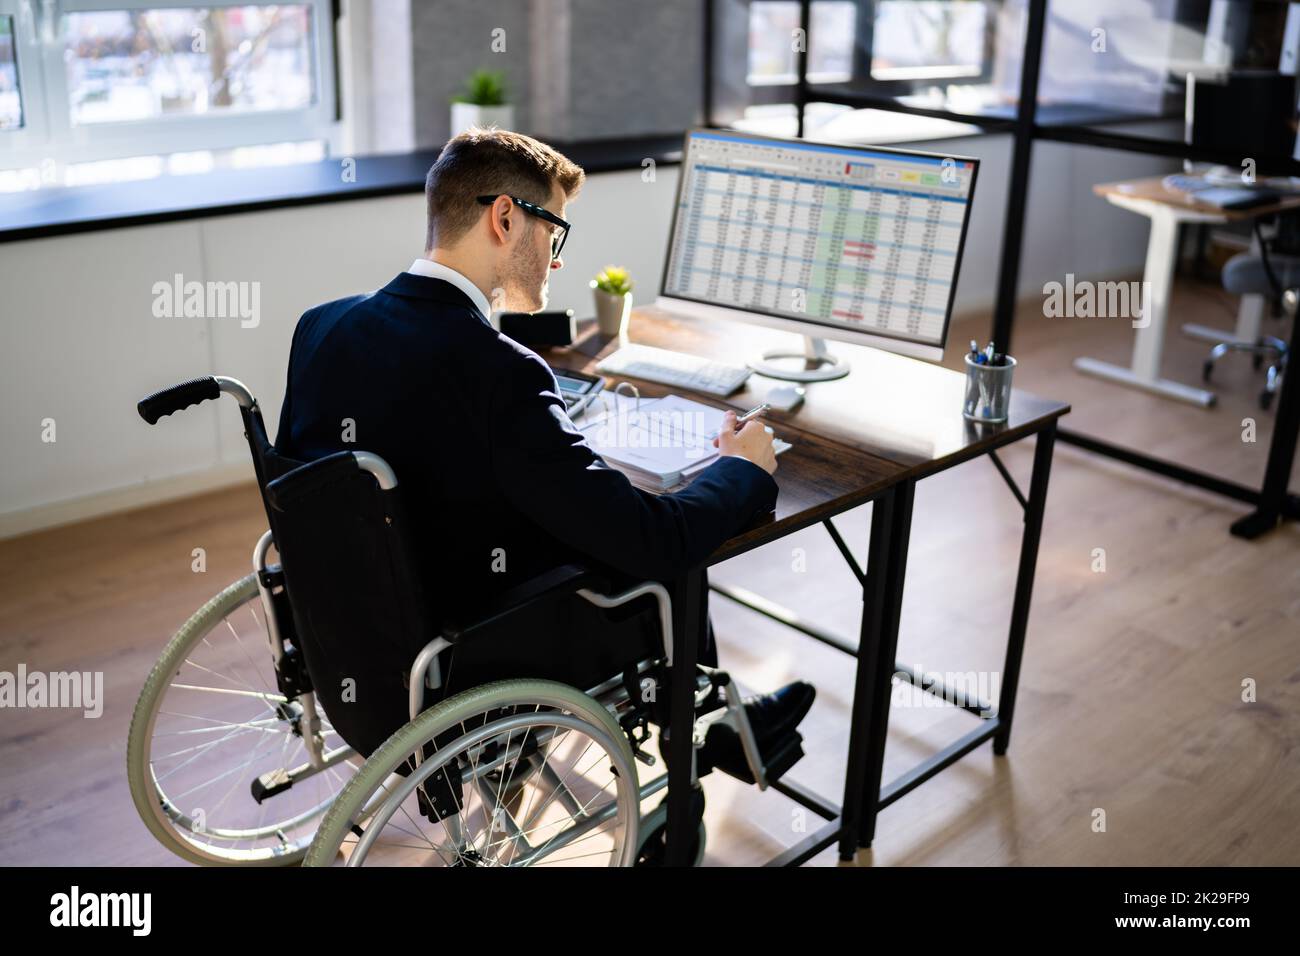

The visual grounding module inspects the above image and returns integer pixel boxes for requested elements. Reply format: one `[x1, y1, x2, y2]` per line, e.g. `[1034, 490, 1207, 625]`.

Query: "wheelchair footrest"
[761, 732, 805, 784]
[703, 729, 805, 786]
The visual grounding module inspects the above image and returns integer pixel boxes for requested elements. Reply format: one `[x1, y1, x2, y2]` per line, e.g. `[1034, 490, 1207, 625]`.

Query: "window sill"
[0, 134, 686, 244]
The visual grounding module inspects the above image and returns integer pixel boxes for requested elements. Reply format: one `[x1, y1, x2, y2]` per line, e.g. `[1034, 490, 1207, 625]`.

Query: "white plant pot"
[451, 103, 515, 135]
[593, 289, 633, 339]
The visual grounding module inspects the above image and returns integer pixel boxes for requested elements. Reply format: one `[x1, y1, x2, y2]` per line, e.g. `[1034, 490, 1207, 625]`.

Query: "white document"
[576, 391, 790, 492]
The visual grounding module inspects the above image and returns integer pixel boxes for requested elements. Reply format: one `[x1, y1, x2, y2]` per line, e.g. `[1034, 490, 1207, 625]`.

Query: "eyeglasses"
[477, 194, 571, 261]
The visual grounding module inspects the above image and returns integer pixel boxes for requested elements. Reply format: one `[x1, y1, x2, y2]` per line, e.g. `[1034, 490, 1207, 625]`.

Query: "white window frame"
[0, 0, 338, 171]
[0, 1, 50, 161]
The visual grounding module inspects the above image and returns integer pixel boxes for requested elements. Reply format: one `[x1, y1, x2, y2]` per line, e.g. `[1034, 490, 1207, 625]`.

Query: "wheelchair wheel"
[634, 801, 707, 866]
[126, 573, 358, 865]
[304, 679, 640, 867]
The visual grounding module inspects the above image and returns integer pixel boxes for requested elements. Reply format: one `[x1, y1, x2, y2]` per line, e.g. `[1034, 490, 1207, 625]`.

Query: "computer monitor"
[657, 129, 979, 380]
[1185, 70, 1299, 175]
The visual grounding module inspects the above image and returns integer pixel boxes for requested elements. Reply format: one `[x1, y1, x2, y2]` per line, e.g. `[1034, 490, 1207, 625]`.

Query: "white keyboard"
[596, 343, 751, 396]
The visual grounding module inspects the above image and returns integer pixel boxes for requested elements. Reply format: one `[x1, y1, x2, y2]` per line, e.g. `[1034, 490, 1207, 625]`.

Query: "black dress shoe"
[734, 680, 816, 744]
[697, 681, 816, 784]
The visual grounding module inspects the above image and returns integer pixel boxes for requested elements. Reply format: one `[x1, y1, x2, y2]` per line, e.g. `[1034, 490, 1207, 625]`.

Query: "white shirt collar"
[406, 258, 492, 322]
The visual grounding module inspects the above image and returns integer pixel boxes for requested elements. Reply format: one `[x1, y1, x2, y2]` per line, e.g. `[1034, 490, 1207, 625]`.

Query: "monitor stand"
[747, 335, 851, 383]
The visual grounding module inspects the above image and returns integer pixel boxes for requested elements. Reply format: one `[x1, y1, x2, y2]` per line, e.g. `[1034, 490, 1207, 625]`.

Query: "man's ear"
[487, 195, 514, 245]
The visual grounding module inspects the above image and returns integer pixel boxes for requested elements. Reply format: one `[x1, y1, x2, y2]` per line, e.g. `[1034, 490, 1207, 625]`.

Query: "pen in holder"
[963, 353, 1016, 423]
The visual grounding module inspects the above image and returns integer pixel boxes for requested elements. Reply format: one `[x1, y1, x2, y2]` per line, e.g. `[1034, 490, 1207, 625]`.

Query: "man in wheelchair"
[274, 128, 815, 806]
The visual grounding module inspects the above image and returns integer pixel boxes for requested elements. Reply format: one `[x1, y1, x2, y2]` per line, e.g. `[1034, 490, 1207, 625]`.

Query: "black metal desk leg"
[857, 480, 916, 850]
[1230, 308, 1300, 539]
[838, 487, 896, 861]
[993, 423, 1056, 755]
[665, 568, 705, 867]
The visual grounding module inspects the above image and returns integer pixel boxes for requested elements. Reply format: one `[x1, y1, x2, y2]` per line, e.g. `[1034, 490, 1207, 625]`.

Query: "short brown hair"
[424, 128, 585, 250]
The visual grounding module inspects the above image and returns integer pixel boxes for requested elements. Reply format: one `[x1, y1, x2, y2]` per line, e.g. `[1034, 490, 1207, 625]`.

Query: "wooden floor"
[2, 274, 1298, 866]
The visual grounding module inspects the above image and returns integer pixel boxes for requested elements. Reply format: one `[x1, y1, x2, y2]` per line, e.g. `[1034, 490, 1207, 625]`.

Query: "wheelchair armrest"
[265, 451, 359, 511]
[441, 563, 611, 643]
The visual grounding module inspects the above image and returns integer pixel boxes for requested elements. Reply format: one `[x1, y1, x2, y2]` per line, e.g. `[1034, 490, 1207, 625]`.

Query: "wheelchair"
[130, 375, 787, 866]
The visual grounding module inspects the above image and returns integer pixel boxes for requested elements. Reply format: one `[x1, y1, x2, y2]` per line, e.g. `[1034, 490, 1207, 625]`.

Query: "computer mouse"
[766, 384, 806, 412]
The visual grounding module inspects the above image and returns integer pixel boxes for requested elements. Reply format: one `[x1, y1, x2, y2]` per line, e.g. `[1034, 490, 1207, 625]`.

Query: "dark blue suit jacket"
[276, 272, 779, 629]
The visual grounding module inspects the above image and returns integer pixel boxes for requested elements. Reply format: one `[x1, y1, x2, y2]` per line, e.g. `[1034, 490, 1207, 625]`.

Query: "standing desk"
[1084, 177, 1300, 407]
[543, 306, 1070, 866]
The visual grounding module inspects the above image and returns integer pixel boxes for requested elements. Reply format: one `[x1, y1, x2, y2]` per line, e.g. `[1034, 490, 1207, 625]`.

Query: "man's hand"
[714, 409, 778, 475]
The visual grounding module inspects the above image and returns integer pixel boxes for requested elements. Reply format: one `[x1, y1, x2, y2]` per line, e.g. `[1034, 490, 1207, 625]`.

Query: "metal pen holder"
[963, 354, 1016, 424]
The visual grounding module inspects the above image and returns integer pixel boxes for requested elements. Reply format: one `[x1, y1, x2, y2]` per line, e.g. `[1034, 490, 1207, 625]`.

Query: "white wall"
[0, 139, 1174, 538]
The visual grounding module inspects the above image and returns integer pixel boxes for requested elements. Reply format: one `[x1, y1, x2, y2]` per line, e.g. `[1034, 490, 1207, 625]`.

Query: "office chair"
[1202, 222, 1296, 410]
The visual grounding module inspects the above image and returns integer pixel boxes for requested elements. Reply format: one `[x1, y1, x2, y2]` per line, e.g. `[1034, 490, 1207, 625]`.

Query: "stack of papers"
[574, 392, 791, 494]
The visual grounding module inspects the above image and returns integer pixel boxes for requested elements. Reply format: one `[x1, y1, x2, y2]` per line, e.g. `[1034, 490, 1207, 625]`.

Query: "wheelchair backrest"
[265, 450, 438, 756]
[239, 402, 302, 524]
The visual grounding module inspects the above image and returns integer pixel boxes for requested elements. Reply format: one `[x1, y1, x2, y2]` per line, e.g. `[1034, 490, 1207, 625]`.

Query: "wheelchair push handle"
[137, 375, 254, 424]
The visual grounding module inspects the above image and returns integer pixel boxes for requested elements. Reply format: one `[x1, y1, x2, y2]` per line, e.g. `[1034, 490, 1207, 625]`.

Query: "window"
[0, 1, 337, 187]
[64, 6, 315, 125]
[0, 15, 20, 129]
[990, 0, 1201, 118]
[747, 1, 857, 86]
[871, 0, 988, 81]
[741, 0, 992, 91]
[717, 0, 997, 136]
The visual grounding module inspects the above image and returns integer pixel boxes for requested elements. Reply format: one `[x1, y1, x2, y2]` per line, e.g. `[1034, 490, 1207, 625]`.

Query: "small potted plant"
[591, 266, 634, 338]
[450, 69, 513, 135]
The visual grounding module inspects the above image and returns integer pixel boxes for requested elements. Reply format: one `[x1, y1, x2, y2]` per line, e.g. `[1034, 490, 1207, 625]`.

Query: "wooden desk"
[542, 308, 1071, 865]
[1093, 176, 1300, 222]
[1085, 176, 1300, 407]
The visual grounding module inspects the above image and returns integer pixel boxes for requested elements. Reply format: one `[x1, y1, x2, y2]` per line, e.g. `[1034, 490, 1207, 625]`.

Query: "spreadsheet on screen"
[663, 131, 977, 349]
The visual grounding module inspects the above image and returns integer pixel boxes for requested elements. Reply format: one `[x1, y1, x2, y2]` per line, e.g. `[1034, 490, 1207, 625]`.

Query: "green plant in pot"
[591, 266, 634, 338]
[451, 69, 513, 135]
